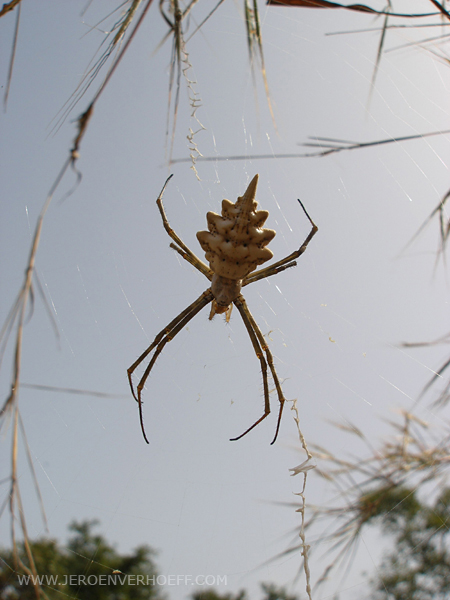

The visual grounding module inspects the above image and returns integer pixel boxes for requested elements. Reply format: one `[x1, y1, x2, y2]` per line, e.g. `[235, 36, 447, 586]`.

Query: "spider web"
[1, 2, 450, 600]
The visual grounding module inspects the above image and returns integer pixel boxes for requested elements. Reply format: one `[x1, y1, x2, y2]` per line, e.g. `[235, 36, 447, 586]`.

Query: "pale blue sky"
[1, 2, 450, 600]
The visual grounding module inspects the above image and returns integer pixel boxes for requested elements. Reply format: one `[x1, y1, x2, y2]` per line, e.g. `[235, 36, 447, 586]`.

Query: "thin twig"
[3, 0, 20, 110]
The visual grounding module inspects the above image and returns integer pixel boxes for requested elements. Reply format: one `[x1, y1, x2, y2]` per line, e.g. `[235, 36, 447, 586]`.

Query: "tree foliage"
[371, 487, 450, 600]
[191, 583, 302, 600]
[0, 520, 164, 600]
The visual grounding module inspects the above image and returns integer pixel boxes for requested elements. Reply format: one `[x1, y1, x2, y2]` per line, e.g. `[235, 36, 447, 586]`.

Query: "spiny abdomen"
[196, 174, 276, 280]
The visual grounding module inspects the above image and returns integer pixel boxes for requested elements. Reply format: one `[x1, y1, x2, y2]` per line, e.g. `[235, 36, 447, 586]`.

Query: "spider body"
[197, 175, 275, 280]
[197, 174, 275, 319]
[128, 174, 318, 445]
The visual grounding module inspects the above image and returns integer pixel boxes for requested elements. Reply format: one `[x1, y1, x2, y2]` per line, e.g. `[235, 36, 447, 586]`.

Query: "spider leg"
[243, 200, 318, 287]
[231, 295, 286, 445]
[157, 175, 213, 281]
[243, 260, 298, 287]
[168, 243, 212, 282]
[128, 289, 213, 443]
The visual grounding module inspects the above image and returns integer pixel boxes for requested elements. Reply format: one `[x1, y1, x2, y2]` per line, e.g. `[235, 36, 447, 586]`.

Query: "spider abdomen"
[197, 174, 276, 280]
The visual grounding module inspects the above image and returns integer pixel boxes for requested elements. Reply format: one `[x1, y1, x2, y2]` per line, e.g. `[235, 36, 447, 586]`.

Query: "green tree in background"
[192, 582, 301, 600]
[370, 487, 450, 600]
[288, 411, 450, 598]
[0, 520, 304, 600]
[0, 520, 164, 600]
[192, 588, 247, 600]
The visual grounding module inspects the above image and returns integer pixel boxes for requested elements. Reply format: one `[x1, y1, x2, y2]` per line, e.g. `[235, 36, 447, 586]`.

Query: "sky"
[1, 1, 450, 599]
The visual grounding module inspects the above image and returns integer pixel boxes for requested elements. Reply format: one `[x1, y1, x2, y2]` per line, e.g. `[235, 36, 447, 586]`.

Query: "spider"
[128, 174, 318, 444]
